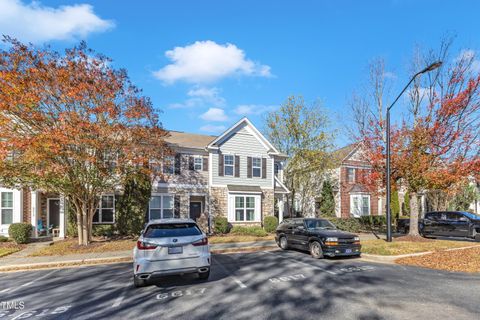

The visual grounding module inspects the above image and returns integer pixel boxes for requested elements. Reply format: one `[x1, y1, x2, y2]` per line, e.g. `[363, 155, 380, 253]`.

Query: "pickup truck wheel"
[279, 236, 289, 250]
[309, 241, 324, 259]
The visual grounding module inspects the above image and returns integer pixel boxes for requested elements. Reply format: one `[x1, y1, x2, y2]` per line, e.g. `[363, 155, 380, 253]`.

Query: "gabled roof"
[332, 143, 360, 164]
[164, 131, 216, 150]
[206, 117, 283, 156]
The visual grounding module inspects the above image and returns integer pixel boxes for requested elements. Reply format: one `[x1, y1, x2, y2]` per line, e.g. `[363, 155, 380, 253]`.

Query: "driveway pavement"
[0, 249, 479, 319]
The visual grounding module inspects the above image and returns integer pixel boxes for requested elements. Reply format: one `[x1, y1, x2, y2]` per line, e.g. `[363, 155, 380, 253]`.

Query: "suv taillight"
[137, 240, 157, 250]
[192, 237, 208, 246]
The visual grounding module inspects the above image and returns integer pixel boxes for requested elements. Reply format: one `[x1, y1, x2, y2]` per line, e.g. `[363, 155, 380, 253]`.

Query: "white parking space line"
[8, 269, 58, 293]
[112, 282, 131, 308]
[263, 251, 337, 275]
[0, 288, 11, 293]
[215, 261, 248, 289]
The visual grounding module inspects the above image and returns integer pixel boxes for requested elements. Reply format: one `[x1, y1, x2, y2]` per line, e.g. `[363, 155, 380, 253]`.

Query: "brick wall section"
[22, 188, 31, 223]
[339, 160, 379, 218]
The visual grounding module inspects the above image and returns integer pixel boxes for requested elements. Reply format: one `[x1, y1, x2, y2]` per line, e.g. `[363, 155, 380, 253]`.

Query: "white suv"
[133, 218, 211, 287]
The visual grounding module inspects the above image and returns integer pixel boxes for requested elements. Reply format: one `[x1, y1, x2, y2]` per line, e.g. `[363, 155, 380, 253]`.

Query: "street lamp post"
[385, 61, 442, 242]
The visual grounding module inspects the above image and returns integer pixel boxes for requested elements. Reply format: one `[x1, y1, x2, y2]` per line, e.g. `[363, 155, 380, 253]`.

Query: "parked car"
[275, 218, 361, 258]
[397, 211, 480, 241]
[133, 218, 211, 287]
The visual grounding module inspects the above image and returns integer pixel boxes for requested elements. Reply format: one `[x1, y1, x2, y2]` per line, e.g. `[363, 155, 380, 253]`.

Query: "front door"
[48, 199, 60, 228]
[189, 202, 202, 221]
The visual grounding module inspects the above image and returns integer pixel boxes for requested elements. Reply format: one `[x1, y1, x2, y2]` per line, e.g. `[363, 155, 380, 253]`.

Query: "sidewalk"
[0, 240, 279, 272]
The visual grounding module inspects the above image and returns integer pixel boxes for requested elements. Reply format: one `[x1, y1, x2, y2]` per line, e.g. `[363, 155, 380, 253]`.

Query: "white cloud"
[234, 104, 277, 116]
[455, 49, 480, 73]
[153, 40, 272, 84]
[200, 108, 228, 122]
[383, 71, 397, 79]
[0, 0, 114, 43]
[200, 124, 226, 133]
[169, 86, 226, 109]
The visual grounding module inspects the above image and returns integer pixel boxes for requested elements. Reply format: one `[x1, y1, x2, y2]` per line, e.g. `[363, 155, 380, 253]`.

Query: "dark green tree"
[318, 180, 335, 217]
[449, 184, 478, 211]
[115, 169, 152, 236]
[391, 190, 400, 220]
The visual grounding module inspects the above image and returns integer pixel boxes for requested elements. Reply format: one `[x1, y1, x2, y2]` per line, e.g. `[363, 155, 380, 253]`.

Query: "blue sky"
[1, 0, 480, 147]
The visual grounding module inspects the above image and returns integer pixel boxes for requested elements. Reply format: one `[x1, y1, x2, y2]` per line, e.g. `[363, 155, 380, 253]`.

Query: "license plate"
[168, 246, 183, 254]
[345, 249, 352, 254]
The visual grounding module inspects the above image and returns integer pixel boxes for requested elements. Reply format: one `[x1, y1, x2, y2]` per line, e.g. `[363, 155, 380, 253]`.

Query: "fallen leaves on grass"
[29, 238, 136, 256]
[361, 239, 474, 256]
[0, 243, 26, 257]
[208, 234, 275, 244]
[396, 246, 480, 273]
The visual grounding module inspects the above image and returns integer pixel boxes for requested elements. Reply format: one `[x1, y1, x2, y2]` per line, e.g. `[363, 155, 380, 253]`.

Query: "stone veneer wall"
[210, 187, 228, 219]
[210, 187, 275, 226]
[261, 189, 275, 221]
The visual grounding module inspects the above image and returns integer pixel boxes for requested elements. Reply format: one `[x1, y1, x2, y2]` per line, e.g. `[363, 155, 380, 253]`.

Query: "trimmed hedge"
[213, 216, 229, 234]
[0, 235, 10, 242]
[92, 224, 115, 237]
[359, 215, 387, 228]
[230, 226, 268, 237]
[263, 216, 278, 233]
[8, 223, 32, 244]
[327, 218, 363, 233]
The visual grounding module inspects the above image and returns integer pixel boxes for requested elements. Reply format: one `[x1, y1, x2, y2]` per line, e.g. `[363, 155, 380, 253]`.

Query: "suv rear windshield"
[144, 223, 202, 238]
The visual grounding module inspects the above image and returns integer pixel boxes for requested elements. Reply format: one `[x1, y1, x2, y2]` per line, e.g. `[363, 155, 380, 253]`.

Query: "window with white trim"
[252, 157, 261, 178]
[163, 156, 174, 174]
[194, 156, 203, 171]
[347, 168, 355, 183]
[149, 195, 174, 219]
[93, 195, 115, 223]
[224, 155, 234, 176]
[350, 194, 370, 217]
[235, 196, 255, 221]
[1, 192, 13, 225]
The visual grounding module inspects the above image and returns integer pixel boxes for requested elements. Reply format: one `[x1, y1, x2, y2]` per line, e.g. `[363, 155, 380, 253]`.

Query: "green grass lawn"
[361, 239, 477, 256]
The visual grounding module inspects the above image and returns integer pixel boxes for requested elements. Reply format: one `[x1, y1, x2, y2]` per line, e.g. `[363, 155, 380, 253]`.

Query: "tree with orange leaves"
[352, 41, 480, 237]
[0, 37, 169, 245]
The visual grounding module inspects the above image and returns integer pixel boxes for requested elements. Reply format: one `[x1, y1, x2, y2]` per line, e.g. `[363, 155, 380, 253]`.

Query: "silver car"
[133, 218, 211, 287]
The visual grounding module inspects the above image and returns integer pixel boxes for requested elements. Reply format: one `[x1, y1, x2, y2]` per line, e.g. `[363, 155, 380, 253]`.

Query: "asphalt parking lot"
[0, 249, 479, 320]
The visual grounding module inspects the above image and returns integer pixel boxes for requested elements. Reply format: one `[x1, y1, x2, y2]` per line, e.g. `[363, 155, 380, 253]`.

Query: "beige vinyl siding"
[212, 126, 273, 188]
[156, 153, 209, 186]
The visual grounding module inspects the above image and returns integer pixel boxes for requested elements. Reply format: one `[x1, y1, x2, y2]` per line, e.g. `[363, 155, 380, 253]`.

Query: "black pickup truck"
[397, 211, 480, 241]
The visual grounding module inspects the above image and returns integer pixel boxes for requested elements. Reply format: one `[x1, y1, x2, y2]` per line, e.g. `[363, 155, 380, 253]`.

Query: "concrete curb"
[0, 246, 279, 273]
[360, 244, 480, 264]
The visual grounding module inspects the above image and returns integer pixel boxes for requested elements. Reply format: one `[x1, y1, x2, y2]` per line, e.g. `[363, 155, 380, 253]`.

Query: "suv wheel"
[279, 236, 289, 250]
[310, 241, 324, 259]
[198, 270, 210, 280]
[473, 230, 480, 242]
[134, 276, 146, 288]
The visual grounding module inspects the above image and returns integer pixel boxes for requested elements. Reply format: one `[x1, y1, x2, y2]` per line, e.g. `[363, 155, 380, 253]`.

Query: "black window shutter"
[175, 154, 181, 175]
[174, 195, 180, 218]
[218, 152, 224, 176]
[188, 156, 194, 170]
[247, 157, 252, 178]
[203, 157, 208, 171]
[262, 158, 267, 179]
[235, 155, 240, 177]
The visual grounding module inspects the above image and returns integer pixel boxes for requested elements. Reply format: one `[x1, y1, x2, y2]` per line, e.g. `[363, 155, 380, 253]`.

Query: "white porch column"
[30, 190, 38, 237]
[278, 196, 284, 223]
[59, 196, 66, 239]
